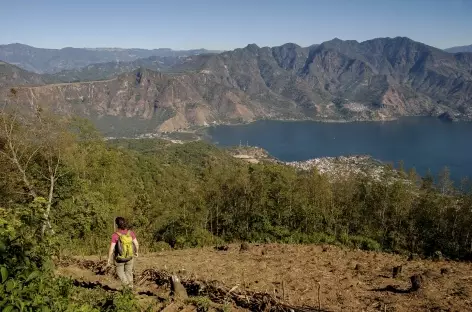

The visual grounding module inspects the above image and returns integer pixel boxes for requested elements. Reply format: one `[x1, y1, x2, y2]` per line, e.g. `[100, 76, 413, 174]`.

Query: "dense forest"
[1, 106, 472, 310]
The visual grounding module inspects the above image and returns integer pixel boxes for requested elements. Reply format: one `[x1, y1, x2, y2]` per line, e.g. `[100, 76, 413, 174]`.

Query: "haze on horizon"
[0, 0, 471, 50]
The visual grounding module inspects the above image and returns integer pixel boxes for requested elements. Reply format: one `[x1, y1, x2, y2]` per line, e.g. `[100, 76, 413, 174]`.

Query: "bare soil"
[58, 244, 472, 311]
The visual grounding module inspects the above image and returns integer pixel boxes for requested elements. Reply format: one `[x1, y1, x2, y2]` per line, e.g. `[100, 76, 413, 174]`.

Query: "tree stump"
[170, 275, 188, 299]
[410, 274, 423, 291]
[240, 242, 250, 252]
[440, 267, 451, 275]
[392, 265, 403, 278]
[214, 245, 229, 251]
[355, 264, 364, 272]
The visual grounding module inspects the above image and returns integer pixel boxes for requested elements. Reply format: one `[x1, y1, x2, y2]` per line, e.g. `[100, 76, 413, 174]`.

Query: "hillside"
[0, 43, 220, 73]
[59, 244, 472, 312]
[4, 68, 284, 134]
[2, 109, 472, 311]
[48, 55, 185, 82]
[0, 61, 50, 88]
[2, 37, 472, 135]
[445, 44, 472, 53]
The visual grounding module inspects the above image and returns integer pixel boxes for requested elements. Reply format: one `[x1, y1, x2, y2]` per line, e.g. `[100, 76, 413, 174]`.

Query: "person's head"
[115, 217, 127, 230]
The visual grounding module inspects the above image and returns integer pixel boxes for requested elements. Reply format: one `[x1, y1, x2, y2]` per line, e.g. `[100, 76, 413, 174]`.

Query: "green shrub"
[106, 288, 140, 312]
[247, 231, 275, 243]
[0, 202, 140, 312]
[338, 232, 351, 246]
[186, 296, 212, 312]
[188, 227, 223, 247]
[349, 236, 382, 251]
[312, 232, 337, 244]
[150, 241, 173, 252]
[269, 226, 292, 240]
[156, 219, 222, 249]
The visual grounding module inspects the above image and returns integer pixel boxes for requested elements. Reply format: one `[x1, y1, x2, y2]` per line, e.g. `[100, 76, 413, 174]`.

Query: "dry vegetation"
[58, 244, 472, 312]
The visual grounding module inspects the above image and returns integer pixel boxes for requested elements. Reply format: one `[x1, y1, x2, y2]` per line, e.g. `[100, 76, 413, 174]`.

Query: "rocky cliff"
[5, 68, 289, 134]
[3, 37, 472, 135]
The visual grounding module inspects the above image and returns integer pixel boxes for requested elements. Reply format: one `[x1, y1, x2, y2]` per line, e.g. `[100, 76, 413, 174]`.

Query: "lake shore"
[206, 117, 472, 184]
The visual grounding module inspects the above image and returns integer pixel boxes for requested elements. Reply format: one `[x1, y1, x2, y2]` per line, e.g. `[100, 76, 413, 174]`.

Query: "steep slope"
[0, 43, 220, 73]
[0, 61, 49, 88]
[5, 68, 299, 135]
[174, 37, 472, 120]
[3, 37, 472, 135]
[445, 44, 472, 53]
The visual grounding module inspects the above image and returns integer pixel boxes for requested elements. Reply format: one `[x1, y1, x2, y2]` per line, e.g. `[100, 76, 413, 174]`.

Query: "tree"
[421, 169, 434, 191]
[438, 166, 453, 195]
[407, 167, 419, 186]
[0, 90, 73, 236]
[398, 160, 407, 178]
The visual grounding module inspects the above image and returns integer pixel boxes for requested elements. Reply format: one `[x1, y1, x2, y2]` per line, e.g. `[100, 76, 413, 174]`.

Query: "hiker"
[107, 217, 139, 287]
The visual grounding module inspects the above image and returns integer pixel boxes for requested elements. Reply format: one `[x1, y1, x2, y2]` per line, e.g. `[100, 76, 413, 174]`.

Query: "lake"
[206, 117, 472, 184]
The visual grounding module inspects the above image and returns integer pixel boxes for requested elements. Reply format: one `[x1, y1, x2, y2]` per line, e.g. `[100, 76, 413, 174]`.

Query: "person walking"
[107, 217, 139, 288]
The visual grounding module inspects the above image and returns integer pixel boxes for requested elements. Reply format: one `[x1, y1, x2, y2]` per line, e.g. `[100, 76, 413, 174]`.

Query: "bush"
[338, 232, 351, 246]
[150, 241, 173, 252]
[105, 288, 140, 312]
[186, 296, 212, 312]
[312, 232, 337, 244]
[349, 236, 382, 251]
[188, 227, 223, 248]
[156, 219, 222, 249]
[0, 203, 141, 312]
[283, 232, 337, 244]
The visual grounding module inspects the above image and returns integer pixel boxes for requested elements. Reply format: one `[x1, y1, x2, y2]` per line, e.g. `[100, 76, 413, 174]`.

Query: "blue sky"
[0, 0, 471, 50]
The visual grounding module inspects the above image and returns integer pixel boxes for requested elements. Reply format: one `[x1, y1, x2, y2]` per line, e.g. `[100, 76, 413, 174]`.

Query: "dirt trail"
[59, 244, 472, 311]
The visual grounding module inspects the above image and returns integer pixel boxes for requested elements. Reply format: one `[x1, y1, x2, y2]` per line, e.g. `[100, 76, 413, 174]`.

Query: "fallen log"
[139, 268, 325, 312]
[58, 258, 328, 312]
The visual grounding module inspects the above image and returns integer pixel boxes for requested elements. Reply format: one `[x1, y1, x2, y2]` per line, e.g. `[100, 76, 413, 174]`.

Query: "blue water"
[207, 118, 472, 183]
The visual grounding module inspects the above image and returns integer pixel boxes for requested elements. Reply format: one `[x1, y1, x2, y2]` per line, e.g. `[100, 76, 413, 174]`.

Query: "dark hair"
[115, 217, 127, 230]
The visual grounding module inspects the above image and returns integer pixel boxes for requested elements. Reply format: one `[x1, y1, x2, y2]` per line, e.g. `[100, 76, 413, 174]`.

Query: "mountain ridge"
[0, 43, 221, 73]
[2, 36, 472, 135]
[445, 44, 472, 53]
[0, 61, 50, 88]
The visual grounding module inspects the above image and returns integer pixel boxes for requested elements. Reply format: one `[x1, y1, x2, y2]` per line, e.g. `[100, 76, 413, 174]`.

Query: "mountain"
[3, 37, 472, 135]
[0, 43, 221, 73]
[48, 56, 187, 82]
[3, 67, 288, 135]
[445, 44, 472, 53]
[166, 36, 472, 122]
[0, 61, 50, 88]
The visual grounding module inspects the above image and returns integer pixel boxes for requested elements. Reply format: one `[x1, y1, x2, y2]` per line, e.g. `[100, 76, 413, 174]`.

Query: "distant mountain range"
[1, 41, 471, 75]
[0, 61, 48, 87]
[445, 44, 472, 53]
[0, 43, 221, 73]
[48, 56, 187, 82]
[1, 37, 472, 135]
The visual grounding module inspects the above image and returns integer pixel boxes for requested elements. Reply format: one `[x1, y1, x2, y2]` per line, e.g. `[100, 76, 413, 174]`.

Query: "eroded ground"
[58, 244, 472, 311]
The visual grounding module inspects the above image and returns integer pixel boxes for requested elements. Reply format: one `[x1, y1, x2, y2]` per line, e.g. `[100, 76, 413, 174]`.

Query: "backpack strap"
[115, 231, 131, 238]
